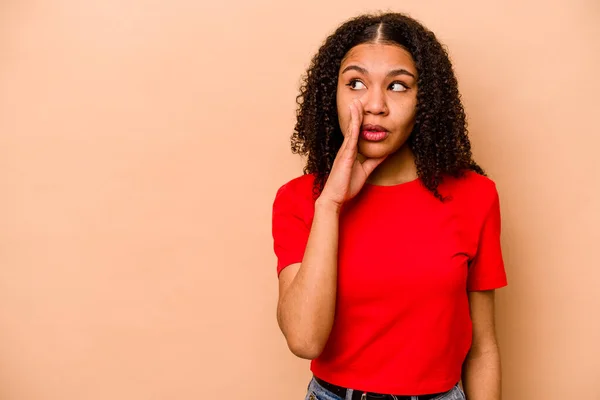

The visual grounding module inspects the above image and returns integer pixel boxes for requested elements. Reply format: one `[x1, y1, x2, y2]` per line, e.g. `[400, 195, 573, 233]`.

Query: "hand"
[318, 99, 388, 208]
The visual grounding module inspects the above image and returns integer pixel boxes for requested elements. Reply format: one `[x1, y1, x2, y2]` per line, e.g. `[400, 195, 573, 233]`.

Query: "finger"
[337, 101, 354, 156]
[353, 99, 362, 141]
[355, 99, 364, 130]
[345, 102, 361, 160]
[345, 101, 356, 146]
[361, 155, 388, 176]
[340, 101, 357, 157]
[347, 99, 361, 150]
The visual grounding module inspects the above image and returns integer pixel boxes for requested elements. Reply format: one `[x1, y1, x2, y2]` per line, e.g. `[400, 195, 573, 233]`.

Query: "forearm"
[277, 198, 341, 358]
[461, 345, 502, 400]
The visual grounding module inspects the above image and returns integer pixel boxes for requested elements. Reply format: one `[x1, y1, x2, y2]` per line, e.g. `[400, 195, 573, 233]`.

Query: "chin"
[357, 141, 394, 159]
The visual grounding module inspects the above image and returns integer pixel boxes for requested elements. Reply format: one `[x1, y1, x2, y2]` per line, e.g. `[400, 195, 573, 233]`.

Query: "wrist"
[315, 197, 343, 214]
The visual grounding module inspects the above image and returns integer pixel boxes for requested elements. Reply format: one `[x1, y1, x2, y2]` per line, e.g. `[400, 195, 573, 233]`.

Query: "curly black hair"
[291, 12, 485, 201]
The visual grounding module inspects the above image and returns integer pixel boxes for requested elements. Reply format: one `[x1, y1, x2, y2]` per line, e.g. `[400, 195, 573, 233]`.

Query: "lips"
[361, 124, 388, 132]
[360, 124, 389, 142]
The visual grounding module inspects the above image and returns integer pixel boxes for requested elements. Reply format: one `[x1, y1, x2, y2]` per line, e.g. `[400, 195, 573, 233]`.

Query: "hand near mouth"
[318, 99, 388, 208]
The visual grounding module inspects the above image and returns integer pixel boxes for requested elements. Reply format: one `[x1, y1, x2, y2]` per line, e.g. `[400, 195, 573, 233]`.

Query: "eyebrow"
[341, 65, 416, 79]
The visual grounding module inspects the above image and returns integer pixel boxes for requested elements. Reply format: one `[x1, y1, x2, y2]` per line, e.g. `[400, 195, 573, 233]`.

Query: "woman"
[271, 12, 507, 400]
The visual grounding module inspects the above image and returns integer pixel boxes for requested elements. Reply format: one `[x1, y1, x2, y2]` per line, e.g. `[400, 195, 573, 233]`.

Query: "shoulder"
[444, 170, 497, 193]
[273, 173, 317, 215]
[441, 170, 500, 214]
[275, 173, 316, 198]
[277, 174, 315, 194]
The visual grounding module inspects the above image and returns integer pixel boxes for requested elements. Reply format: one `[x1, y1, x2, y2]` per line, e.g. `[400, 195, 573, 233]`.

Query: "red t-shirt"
[271, 170, 507, 395]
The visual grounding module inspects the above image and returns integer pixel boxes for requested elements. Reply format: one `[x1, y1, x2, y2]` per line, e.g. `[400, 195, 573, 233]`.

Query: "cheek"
[391, 101, 417, 126]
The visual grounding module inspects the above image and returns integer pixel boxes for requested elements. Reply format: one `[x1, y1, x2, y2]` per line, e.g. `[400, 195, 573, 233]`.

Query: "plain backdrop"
[0, 0, 599, 399]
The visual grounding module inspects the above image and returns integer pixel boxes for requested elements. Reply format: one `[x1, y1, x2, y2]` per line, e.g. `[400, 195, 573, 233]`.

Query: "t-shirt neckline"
[363, 177, 421, 190]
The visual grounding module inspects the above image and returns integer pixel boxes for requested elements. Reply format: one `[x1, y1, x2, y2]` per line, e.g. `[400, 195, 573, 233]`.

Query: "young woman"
[271, 12, 507, 400]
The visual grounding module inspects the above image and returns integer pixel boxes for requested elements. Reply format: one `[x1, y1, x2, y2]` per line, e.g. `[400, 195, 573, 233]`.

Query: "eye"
[346, 79, 366, 90]
[389, 81, 408, 92]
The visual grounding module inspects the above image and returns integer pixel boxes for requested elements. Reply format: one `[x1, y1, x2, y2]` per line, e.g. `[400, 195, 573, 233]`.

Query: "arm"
[461, 290, 502, 400]
[275, 99, 386, 360]
[276, 198, 341, 360]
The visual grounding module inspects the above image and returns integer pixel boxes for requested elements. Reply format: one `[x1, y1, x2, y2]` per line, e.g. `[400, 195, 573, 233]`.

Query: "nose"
[361, 88, 388, 115]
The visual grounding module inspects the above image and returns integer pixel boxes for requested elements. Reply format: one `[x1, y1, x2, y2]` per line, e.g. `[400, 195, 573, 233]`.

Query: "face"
[336, 43, 418, 159]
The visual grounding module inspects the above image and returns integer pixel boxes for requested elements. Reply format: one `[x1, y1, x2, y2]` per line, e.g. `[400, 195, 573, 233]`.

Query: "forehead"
[340, 43, 416, 71]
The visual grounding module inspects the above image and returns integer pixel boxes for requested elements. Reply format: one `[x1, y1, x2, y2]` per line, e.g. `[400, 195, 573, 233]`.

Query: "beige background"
[0, 0, 598, 399]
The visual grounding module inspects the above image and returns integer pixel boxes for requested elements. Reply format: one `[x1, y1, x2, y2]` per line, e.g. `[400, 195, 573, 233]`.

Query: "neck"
[366, 145, 418, 186]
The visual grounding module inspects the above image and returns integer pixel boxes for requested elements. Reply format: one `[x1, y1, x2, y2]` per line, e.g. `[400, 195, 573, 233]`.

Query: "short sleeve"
[467, 186, 508, 291]
[271, 182, 311, 276]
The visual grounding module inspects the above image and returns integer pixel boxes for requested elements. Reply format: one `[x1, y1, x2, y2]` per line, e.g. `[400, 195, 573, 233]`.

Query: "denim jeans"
[304, 377, 466, 400]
